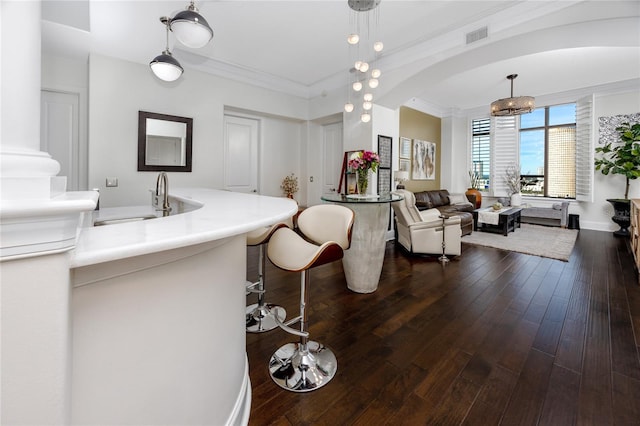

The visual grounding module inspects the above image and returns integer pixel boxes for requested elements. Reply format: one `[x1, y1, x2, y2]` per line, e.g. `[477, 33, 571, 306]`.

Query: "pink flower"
[348, 150, 380, 173]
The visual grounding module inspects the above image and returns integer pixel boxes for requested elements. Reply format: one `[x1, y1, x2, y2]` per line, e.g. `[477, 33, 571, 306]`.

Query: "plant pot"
[510, 193, 522, 207]
[465, 188, 482, 209]
[606, 198, 631, 237]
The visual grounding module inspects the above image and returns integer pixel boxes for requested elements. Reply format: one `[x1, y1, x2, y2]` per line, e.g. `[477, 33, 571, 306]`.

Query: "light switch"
[106, 177, 118, 187]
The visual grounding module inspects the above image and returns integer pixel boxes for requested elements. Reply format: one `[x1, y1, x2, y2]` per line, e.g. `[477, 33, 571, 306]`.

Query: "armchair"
[392, 189, 462, 256]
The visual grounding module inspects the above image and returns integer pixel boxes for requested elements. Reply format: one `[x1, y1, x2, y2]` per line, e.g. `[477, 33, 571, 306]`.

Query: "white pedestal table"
[321, 193, 403, 293]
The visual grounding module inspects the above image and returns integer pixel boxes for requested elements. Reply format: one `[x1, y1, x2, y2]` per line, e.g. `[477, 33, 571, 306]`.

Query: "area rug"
[462, 223, 578, 261]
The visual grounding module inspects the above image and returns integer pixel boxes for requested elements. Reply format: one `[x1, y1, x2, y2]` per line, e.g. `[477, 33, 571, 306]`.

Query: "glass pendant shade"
[373, 41, 384, 52]
[371, 68, 381, 78]
[363, 93, 373, 101]
[361, 112, 371, 123]
[344, 103, 354, 112]
[359, 62, 369, 72]
[363, 101, 372, 110]
[347, 34, 360, 44]
[354, 61, 363, 71]
[368, 78, 379, 88]
[353, 81, 363, 91]
[170, 5, 213, 48]
[150, 51, 184, 82]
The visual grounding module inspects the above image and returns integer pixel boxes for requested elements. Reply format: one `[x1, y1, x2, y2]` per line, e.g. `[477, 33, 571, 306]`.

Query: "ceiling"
[42, 0, 640, 116]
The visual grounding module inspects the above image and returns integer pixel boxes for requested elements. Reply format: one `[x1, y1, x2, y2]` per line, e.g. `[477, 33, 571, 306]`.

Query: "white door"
[322, 122, 343, 196]
[223, 115, 259, 193]
[40, 90, 80, 190]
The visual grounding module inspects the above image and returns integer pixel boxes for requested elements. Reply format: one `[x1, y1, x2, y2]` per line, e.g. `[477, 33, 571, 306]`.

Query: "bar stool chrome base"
[245, 303, 286, 333]
[268, 341, 337, 392]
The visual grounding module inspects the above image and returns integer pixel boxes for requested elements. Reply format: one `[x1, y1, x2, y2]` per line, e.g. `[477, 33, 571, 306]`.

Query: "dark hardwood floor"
[245, 229, 640, 425]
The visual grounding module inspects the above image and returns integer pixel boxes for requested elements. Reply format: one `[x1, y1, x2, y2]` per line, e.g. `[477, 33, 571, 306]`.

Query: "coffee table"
[473, 207, 522, 236]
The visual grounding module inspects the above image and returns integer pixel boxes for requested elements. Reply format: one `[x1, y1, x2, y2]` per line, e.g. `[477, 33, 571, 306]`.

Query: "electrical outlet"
[310, 176, 314, 182]
[106, 177, 118, 187]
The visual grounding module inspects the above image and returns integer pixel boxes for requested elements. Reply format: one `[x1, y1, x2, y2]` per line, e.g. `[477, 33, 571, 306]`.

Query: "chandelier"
[344, 0, 383, 123]
[490, 74, 535, 116]
[149, 1, 213, 82]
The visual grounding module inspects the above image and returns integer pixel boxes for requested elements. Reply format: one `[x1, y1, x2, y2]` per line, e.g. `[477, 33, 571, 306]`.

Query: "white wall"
[88, 54, 309, 207]
[444, 87, 640, 231]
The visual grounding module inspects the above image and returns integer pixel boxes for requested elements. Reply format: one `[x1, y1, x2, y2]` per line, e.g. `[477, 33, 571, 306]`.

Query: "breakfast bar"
[69, 189, 297, 426]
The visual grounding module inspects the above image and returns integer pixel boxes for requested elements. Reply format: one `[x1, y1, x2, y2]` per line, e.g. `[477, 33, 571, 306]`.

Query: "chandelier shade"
[348, 0, 381, 12]
[150, 51, 184, 82]
[491, 74, 535, 116]
[170, 1, 213, 48]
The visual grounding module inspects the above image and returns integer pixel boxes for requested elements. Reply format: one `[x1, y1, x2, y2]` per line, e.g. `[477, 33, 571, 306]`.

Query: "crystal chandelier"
[490, 74, 535, 116]
[345, 0, 383, 123]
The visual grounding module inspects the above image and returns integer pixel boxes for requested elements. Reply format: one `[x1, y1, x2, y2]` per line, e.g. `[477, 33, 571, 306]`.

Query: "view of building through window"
[520, 103, 576, 198]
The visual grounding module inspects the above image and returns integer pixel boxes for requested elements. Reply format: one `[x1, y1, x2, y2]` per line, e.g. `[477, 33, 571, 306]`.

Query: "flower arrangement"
[504, 164, 521, 195]
[348, 150, 380, 173]
[348, 150, 380, 195]
[280, 173, 299, 198]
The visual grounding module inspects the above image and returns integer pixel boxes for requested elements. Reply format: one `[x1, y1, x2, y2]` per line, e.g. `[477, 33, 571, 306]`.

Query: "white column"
[0, 2, 96, 425]
[1, 0, 61, 197]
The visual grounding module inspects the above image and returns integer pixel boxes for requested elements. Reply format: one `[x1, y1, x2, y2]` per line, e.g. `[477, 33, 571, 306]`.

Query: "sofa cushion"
[428, 190, 450, 208]
[414, 191, 434, 209]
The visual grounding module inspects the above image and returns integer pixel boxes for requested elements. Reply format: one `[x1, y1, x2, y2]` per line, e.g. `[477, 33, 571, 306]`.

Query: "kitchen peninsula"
[70, 189, 297, 425]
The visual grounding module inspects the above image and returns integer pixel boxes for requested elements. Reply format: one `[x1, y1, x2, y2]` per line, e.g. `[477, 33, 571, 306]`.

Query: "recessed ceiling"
[42, 0, 640, 115]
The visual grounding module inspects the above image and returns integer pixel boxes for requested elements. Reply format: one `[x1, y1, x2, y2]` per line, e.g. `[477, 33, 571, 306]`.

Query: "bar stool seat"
[266, 204, 353, 392]
[245, 222, 289, 333]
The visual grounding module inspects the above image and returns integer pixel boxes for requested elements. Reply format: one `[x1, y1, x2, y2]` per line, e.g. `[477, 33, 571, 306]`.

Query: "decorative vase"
[465, 188, 482, 209]
[357, 169, 369, 195]
[510, 192, 522, 207]
[607, 198, 631, 237]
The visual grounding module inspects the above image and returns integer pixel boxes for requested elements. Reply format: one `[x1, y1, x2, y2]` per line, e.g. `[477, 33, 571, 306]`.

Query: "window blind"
[575, 94, 594, 202]
[491, 115, 518, 197]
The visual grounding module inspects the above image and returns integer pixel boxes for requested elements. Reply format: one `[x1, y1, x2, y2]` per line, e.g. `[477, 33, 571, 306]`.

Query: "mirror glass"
[138, 111, 193, 172]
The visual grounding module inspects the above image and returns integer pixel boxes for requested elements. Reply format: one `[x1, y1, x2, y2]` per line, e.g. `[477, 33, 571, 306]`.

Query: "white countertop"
[70, 188, 298, 268]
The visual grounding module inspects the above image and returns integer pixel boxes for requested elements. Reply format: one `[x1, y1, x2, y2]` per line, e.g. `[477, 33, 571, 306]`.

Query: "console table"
[473, 207, 522, 236]
[321, 193, 402, 293]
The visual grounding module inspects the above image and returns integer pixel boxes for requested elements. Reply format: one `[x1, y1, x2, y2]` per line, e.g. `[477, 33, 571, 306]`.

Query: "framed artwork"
[377, 168, 391, 194]
[399, 158, 410, 172]
[399, 137, 411, 159]
[377, 135, 392, 169]
[412, 139, 436, 180]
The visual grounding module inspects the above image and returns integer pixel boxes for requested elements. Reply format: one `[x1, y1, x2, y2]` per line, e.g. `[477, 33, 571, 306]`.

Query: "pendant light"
[491, 74, 535, 116]
[170, 1, 214, 49]
[150, 17, 184, 82]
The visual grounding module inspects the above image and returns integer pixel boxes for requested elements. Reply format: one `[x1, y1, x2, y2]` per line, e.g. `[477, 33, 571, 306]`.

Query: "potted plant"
[504, 164, 522, 207]
[465, 170, 482, 209]
[594, 121, 640, 237]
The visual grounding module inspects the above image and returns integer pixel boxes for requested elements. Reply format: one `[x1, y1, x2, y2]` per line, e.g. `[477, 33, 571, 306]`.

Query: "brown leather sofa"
[412, 189, 474, 236]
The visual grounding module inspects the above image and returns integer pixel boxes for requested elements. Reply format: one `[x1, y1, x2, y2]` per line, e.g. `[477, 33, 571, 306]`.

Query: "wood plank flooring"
[245, 229, 640, 425]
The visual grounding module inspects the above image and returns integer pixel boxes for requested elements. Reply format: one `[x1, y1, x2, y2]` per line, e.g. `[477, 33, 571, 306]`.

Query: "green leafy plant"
[595, 122, 640, 199]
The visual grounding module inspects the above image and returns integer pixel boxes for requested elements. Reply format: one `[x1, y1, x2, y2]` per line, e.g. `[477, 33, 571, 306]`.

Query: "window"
[471, 118, 490, 190]
[520, 103, 576, 198]
[469, 97, 592, 201]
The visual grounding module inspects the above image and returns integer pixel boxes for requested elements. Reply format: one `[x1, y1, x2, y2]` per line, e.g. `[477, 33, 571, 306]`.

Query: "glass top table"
[321, 192, 403, 293]
[321, 193, 403, 204]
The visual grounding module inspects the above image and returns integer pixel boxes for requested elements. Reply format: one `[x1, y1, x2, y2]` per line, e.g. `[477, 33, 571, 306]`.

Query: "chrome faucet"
[154, 172, 172, 216]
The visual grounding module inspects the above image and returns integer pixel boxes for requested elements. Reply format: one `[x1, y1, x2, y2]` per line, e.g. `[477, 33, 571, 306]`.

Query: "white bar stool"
[266, 204, 354, 392]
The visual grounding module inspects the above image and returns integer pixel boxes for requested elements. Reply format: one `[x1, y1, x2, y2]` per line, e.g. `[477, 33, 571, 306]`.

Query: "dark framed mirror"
[138, 111, 193, 172]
